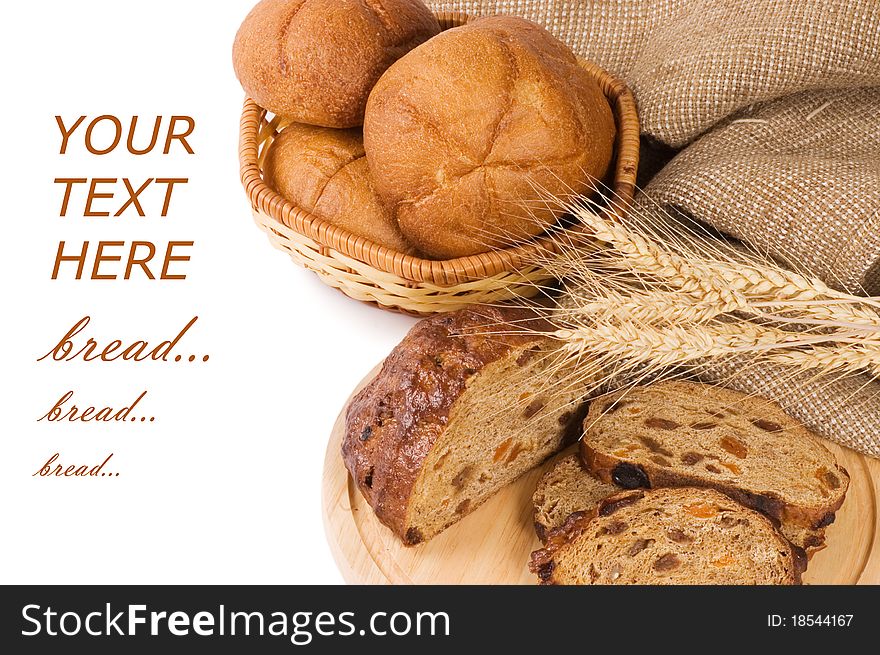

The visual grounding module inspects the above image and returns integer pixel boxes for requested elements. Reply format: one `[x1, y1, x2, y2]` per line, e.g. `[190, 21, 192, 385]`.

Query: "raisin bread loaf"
[529, 487, 806, 585]
[532, 450, 616, 543]
[343, 306, 588, 546]
[581, 381, 849, 553]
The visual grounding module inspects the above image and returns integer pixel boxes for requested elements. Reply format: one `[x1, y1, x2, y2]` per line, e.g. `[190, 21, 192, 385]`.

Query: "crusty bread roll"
[233, 0, 440, 128]
[363, 16, 616, 259]
[264, 123, 416, 253]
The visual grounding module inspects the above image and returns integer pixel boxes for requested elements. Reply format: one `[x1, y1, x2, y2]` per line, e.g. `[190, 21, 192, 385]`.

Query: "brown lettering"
[114, 178, 153, 216]
[164, 116, 195, 154]
[160, 241, 193, 280]
[84, 178, 117, 217]
[91, 241, 124, 280]
[37, 315, 199, 362]
[155, 178, 187, 216]
[85, 115, 122, 155]
[54, 178, 87, 216]
[124, 241, 157, 280]
[127, 116, 162, 155]
[56, 116, 86, 154]
[52, 241, 89, 279]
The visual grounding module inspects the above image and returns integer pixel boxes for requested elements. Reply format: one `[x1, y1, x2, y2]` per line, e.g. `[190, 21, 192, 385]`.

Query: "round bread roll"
[233, 0, 440, 128]
[263, 123, 417, 254]
[364, 16, 616, 259]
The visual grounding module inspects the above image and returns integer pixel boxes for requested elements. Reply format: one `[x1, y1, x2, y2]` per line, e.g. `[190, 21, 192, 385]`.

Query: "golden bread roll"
[363, 16, 616, 259]
[263, 123, 417, 254]
[233, 0, 440, 128]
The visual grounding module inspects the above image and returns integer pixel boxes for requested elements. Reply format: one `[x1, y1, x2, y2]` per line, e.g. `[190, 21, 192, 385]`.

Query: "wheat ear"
[564, 196, 880, 329]
[518, 192, 880, 386]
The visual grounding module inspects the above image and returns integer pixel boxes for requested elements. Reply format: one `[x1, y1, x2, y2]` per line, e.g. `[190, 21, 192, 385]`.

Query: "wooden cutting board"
[323, 364, 880, 584]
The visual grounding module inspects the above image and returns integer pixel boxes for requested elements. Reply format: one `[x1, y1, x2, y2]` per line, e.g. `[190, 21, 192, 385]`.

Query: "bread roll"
[364, 16, 616, 259]
[233, 0, 440, 128]
[264, 123, 416, 253]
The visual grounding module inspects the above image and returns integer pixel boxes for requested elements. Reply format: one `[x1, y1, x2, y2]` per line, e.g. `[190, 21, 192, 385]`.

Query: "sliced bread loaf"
[580, 381, 849, 552]
[343, 306, 588, 546]
[529, 487, 806, 585]
[532, 451, 617, 543]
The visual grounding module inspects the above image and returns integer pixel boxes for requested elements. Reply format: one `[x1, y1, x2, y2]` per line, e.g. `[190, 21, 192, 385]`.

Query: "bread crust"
[233, 0, 440, 127]
[263, 123, 416, 252]
[342, 306, 552, 544]
[532, 450, 616, 543]
[580, 381, 850, 537]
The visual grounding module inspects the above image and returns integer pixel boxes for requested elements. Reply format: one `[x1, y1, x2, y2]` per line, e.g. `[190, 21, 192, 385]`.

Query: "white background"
[0, 0, 418, 584]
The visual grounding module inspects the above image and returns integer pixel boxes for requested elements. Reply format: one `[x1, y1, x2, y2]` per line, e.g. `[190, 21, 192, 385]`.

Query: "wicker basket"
[238, 11, 640, 316]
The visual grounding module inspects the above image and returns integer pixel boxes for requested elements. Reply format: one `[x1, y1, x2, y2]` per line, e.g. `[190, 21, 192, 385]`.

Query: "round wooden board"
[323, 364, 880, 585]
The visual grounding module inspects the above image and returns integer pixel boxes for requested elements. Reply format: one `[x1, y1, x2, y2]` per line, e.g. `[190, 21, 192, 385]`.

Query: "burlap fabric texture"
[432, 2, 880, 144]
[640, 87, 880, 295]
[431, 1, 880, 455]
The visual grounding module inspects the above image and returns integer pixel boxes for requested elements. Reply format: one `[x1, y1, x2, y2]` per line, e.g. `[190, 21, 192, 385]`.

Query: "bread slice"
[343, 306, 589, 546]
[580, 381, 849, 552]
[532, 451, 617, 542]
[529, 487, 806, 585]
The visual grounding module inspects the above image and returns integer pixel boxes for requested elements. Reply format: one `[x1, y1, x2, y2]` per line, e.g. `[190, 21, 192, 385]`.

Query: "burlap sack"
[431, 1, 880, 145]
[636, 87, 880, 454]
[429, 1, 880, 455]
[641, 87, 880, 295]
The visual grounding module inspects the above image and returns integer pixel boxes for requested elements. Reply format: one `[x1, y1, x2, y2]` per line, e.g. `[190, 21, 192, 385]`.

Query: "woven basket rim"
[238, 10, 640, 285]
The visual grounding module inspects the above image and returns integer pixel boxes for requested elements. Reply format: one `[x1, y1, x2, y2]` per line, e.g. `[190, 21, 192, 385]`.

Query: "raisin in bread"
[532, 450, 617, 543]
[581, 381, 849, 553]
[529, 487, 806, 585]
[533, 450, 833, 553]
[343, 306, 588, 546]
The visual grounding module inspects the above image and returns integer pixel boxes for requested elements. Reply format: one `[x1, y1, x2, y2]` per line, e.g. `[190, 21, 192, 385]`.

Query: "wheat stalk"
[554, 317, 874, 372]
[515, 192, 880, 387]
[767, 347, 880, 379]
[562, 196, 880, 328]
